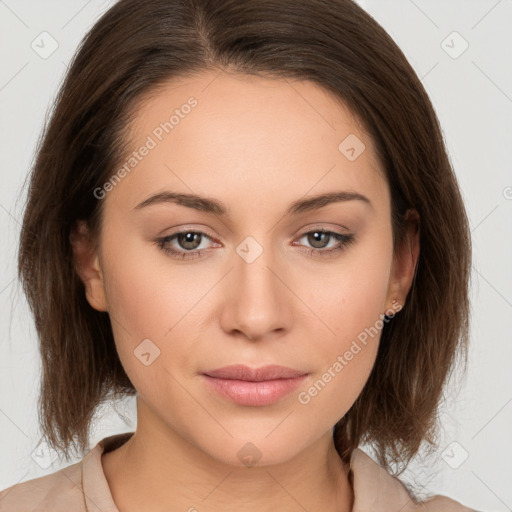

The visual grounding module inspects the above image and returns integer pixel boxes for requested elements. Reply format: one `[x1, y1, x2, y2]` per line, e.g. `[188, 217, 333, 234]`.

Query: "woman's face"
[77, 70, 414, 467]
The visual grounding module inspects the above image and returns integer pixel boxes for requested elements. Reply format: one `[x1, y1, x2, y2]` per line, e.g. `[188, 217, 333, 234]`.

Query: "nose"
[219, 241, 292, 342]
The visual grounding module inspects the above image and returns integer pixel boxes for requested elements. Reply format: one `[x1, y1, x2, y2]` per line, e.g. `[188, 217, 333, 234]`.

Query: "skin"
[71, 69, 419, 512]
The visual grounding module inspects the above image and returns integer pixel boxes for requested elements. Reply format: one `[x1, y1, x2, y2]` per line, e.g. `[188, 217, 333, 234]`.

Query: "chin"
[196, 432, 312, 469]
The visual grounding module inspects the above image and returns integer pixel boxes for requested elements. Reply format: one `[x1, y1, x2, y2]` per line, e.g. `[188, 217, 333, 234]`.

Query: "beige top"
[0, 432, 477, 511]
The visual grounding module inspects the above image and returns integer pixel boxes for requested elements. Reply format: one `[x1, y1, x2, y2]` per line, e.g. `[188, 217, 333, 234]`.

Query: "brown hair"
[17, 0, 471, 483]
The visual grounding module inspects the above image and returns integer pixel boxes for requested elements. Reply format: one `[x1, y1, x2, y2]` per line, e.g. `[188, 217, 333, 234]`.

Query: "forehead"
[106, 70, 388, 217]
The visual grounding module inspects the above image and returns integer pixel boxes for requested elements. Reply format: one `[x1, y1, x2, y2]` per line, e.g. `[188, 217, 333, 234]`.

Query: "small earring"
[392, 298, 402, 310]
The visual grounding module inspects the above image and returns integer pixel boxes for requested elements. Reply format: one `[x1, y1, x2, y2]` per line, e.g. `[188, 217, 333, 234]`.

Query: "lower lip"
[201, 375, 308, 406]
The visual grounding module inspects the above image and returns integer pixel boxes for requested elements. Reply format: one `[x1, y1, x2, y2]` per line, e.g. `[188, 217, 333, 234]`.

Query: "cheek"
[300, 236, 392, 418]
[99, 231, 176, 357]
[297, 347, 377, 428]
[101, 221, 195, 334]
[314, 230, 393, 342]
[297, 290, 384, 427]
[100, 232, 212, 387]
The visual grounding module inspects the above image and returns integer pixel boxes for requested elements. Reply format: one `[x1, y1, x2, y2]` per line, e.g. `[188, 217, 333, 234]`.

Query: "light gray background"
[1, 1, 511, 510]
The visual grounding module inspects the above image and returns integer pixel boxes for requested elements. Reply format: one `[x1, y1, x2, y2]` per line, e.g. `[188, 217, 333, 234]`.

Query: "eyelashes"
[155, 229, 356, 261]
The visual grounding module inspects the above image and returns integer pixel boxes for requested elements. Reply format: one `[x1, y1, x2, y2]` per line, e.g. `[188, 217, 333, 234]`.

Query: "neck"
[102, 401, 354, 512]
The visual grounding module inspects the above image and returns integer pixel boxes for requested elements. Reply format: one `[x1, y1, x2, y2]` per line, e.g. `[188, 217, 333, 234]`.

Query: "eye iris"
[308, 231, 329, 249]
[178, 232, 202, 250]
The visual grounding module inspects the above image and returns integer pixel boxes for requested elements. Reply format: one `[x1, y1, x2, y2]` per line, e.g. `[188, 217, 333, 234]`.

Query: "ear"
[384, 209, 420, 313]
[69, 220, 108, 312]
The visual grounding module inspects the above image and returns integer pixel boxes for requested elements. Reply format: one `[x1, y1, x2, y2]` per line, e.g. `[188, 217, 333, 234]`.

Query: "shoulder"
[0, 432, 132, 512]
[418, 495, 480, 512]
[349, 448, 478, 512]
[0, 460, 85, 512]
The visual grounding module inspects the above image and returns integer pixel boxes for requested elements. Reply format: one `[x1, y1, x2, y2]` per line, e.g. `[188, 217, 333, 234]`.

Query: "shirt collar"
[82, 431, 418, 512]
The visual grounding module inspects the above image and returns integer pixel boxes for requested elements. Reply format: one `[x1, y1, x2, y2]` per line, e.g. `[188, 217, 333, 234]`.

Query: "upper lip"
[203, 364, 308, 381]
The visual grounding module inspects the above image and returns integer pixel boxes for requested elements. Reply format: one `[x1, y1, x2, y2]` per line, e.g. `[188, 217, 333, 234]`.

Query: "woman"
[0, 0, 477, 510]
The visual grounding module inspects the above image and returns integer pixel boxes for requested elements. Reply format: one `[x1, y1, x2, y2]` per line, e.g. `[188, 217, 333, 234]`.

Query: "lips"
[203, 364, 307, 381]
[201, 365, 308, 406]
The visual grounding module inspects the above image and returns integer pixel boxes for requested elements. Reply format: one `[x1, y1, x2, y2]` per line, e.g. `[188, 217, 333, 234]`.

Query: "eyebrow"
[133, 190, 372, 216]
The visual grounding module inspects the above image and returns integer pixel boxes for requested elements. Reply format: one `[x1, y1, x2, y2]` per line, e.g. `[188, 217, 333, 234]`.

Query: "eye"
[292, 229, 355, 257]
[155, 228, 355, 260]
[155, 230, 217, 260]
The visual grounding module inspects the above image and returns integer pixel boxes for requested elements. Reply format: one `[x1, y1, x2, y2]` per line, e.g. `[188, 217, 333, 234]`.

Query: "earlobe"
[385, 209, 420, 312]
[69, 220, 108, 312]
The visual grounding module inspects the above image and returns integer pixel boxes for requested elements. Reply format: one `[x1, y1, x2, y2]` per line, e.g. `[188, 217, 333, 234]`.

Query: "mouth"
[201, 364, 308, 406]
[203, 364, 308, 381]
